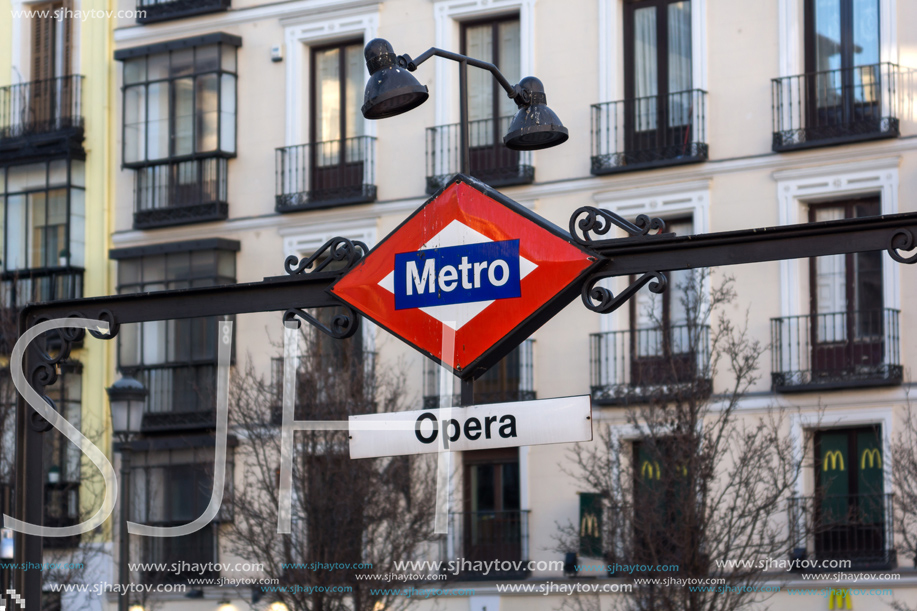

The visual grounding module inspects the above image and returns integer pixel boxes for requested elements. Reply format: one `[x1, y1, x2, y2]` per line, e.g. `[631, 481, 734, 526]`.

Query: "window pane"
[124, 57, 147, 85]
[7, 194, 27, 270]
[217, 250, 235, 280]
[315, 48, 341, 143]
[142, 319, 167, 364]
[668, 2, 692, 94]
[497, 21, 521, 118]
[634, 7, 658, 131]
[29, 191, 47, 267]
[190, 249, 215, 278]
[814, 207, 846, 342]
[195, 74, 219, 153]
[48, 159, 68, 187]
[69, 188, 85, 267]
[174, 78, 194, 156]
[147, 82, 170, 160]
[71, 160, 85, 187]
[124, 86, 147, 164]
[8, 163, 46, 192]
[220, 74, 236, 154]
[147, 52, 169, 80]
[195, 44, 220, 72]
[143, 254, 166, 283]
[465, 24, 494, 122]
[170, 48, 194, 78]
[814, 0, 842, 73]
[345, 44, 364, 139]
[221, 44, 237, 73]
[166, 251, 190, 282]
[118, 258, 141, 286]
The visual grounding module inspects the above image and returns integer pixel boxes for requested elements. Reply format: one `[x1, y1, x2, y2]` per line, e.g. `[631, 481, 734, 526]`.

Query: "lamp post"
[106, 376, 147, 611]
[360, 38, 568, 404]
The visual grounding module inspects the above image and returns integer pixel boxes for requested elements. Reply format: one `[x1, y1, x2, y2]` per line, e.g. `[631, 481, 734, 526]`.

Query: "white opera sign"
[348, 396, 593, 459]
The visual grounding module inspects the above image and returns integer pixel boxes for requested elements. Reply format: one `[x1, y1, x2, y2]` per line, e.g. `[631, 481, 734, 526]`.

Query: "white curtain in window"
[667, 1, 692, 126]
[814, 207, 847, 342]
[634, 7, 658, 132]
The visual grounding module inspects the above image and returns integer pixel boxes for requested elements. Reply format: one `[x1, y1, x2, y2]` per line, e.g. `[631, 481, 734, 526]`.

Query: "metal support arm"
[400, 47, 525, 104]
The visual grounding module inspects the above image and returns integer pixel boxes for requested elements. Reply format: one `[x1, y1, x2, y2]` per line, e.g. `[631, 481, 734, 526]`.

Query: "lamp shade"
[503, 77, 569, 150]
[361, 38, 429, 120]
[107, 376, 147, 436]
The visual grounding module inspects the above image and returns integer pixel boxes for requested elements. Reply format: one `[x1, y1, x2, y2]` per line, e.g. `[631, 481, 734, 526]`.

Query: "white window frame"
[599, 0, 707, 103]
[432, 0, 535, 128]
[283, 9, 379, 147]
[777, 0, 897, 78]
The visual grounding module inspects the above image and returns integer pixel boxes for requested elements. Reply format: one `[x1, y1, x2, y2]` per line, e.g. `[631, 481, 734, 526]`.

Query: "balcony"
[133, 157, 228, 229]
[0, 76, 84, 161]
[772, 63, 903, 152]
[137, 364, 216, 432]
[590, 90, 708, 175]
[770, 309, 901, 392]
[275, 137, 377, 212]
[136, 0, 230, 24]
[423, 340, 534, 408]
[789, 494, 895, 570]
[447, 510, 530, 579]
[426, 116, 533, 194]
[590, 324, 711, 406]
[0, 267, 83, 309]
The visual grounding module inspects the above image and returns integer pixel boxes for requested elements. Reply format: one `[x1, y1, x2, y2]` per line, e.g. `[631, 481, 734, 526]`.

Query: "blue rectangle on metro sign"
[394, 240, 521, 310]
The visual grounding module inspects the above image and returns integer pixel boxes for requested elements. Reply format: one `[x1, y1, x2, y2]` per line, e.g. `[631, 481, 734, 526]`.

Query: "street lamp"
[361, 38, 568, 174]
[107, 375, 147, 611]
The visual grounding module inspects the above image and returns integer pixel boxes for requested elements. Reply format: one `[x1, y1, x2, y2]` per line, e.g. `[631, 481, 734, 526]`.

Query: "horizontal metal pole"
[22, 273, 339, 327]
[590, 211, 917, 276]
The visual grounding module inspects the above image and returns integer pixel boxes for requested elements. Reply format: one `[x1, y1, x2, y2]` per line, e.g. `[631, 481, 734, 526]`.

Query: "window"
[461, 16, 524, 185]
[806, 0, 878, 75]
[809, 199, 885, 378]
[0, 161, 85, 306]
[113, 240, 237, 430]
[813, 426, 887, 562]
[116, 34, 239, 226]
[460, 448, 525, 569]
[42, 363, 82, 548]
[132, 452, 224, 583]
[629, 218, 699, 387]
[632, 437, 690, 565]
[423, 340, 535, 408]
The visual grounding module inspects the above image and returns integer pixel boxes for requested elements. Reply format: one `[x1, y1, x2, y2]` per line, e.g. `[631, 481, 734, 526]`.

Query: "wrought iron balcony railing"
[591, 89, 708, 175]
[136, 363, 217, 432]
[772, 63, 903, 152]
[789, 493, 895, 569]
[770, 309, 901, 392]
[448, 510, 530, 579]
[0, 267, 84, 309]
[423, 339, 534, 408]
[590, 324, 711, 406]
[136, 0, 230, 24]
[133, 156, 228, 229]
[426, 116, 533, 194]
[275, 136, 377, 212]
[0, 75, 83, 142]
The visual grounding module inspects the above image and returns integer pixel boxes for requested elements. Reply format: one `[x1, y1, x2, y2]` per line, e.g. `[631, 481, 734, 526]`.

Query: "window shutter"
[818, 431, 850, 524]
[856, 428, 883, 524]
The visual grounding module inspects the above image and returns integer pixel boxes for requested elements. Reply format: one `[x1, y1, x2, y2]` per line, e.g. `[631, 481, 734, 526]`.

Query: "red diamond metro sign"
[331, 175, 601, 378]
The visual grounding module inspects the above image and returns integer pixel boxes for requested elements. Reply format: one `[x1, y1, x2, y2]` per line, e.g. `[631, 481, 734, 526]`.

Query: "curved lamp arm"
[399, 47, 529, 105]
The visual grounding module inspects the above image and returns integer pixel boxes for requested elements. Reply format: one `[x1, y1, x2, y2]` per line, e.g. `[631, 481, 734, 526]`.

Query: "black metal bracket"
[283, 237, 368, 276]
[888, 229, 917, 264]
[582, 270, 667, 314]
[570, 206, 667, 246]
[282, 306, 361, 339]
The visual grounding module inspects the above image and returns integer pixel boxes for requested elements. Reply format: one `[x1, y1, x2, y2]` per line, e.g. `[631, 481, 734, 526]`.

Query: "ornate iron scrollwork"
[570, 206, 666, 246]
[284, 237, 369, 276]
[283, 306, 361, 340]
[582, 270, 668, 315]
[888, 229, 917, 264]
[27, 310, 120, 432]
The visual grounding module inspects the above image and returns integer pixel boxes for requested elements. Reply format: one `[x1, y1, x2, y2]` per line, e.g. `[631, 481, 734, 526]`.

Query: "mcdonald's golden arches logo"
[861, 448, 882, 470]
[828, 587, 852, 610]
[641, 460, 661, 480]
[823, 450, 845, 472]
[581, 513, 599, 538]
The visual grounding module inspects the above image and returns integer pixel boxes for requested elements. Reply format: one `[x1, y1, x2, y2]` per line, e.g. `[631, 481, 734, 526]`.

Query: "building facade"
[0, 0, 116, 607]
[107, 0, 917, 610]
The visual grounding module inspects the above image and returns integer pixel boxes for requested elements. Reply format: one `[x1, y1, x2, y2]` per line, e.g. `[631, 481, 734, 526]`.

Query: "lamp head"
[107, 375, 147, 436]
[504, 76, 569, 150]
[361, 38, 429, 120]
